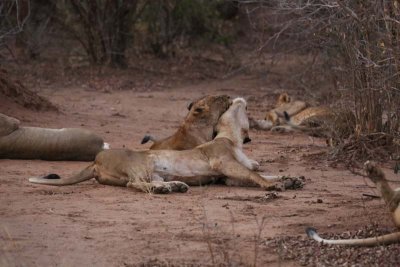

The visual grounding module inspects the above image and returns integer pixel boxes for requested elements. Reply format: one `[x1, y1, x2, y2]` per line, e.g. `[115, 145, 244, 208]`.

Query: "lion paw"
[249, 160, 260, 171]
[271, 126, 290, 133]
[264, 176, 305, 191]
[152, 184, 172, 194]
[168, 181, 189, 193]
[271, 126, 286, 133]
[264, 183, 281, 191]
[281, 176, 305, 190]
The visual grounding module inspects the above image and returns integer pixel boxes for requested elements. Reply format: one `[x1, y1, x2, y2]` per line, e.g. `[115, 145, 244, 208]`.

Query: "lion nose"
[243, 137, 251, 144]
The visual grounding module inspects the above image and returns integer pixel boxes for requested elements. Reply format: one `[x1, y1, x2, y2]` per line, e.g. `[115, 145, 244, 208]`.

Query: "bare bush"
[140, 0, 239, 57]
[14, 0, 54, 60]
[0, 0, 30, 51]
[249, 0, 400, 161]
[0, 1, 57, 110]
[52, 0, 148, 68]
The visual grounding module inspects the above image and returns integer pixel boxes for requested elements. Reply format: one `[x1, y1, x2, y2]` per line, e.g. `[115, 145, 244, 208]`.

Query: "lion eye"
[195, 108, 203, 113]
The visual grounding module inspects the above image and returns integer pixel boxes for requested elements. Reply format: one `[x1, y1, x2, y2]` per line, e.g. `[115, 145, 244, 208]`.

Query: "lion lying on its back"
[0, 113, 106, 161]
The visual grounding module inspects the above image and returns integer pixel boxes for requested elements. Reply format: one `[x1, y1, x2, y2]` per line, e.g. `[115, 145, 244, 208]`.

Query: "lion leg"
[126, 172, 189, 194]
[165, 181, 189, 193]
[211, 158, 276, 189]
[151, 173, 189, 193]
[259, 174, 282, 180]
[126, 181, 173, 194]
[271, 125, 294, 133]
[234, 148, 260, 171]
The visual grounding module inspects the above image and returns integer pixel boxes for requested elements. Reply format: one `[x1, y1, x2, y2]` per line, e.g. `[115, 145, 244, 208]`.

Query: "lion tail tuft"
[141, 135, 156, 144]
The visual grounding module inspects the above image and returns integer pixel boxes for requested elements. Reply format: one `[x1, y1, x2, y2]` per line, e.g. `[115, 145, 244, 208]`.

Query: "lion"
[0, 113, 107, 161]
[249, 93, 309, 130]
[141, 95, 232, 150]
[249, 92, 356, 146]
[306, 161, 400, 246]
[244, 92, 355, 143]
[271, 106, 356, 145]
[29, 98, 286, 193]
[142, 94, 262, 186]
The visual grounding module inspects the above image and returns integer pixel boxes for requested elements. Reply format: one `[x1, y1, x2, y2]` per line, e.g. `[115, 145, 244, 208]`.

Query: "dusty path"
[1, 73, 399, 266]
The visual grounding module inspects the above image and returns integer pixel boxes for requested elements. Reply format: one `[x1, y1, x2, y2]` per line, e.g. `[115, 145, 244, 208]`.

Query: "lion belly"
[150, 150, 219, 178]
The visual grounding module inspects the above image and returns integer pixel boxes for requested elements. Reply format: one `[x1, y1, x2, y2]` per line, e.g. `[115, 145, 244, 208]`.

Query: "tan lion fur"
[29, 98, 281, 193]
[0, 113, 106, 161]
[249, 93, 309, 130]
[142, 95, 232, 150]
[271, 105, 356, 143]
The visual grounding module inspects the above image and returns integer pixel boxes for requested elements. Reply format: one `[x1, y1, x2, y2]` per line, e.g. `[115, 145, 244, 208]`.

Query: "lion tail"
[306, 227, 400, 246]
[141, 135, 157, 144]
[29, 164, 95, 186]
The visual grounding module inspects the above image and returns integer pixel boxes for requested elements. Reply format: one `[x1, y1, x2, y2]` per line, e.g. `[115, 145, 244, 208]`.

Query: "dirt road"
[1, 72, 399, 266]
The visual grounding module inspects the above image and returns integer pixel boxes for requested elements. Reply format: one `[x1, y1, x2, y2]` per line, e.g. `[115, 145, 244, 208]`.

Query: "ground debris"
[265, 224, 400, 266]
[266, 176, 306, 191]
[218, 192, 280, 203]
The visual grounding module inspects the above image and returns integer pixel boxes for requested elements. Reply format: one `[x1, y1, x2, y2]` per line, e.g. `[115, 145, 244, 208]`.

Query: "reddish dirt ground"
[1, 65, 399, 266]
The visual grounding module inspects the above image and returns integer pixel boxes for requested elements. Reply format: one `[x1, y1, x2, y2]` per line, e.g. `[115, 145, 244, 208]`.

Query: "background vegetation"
[0, 0, 399, 161]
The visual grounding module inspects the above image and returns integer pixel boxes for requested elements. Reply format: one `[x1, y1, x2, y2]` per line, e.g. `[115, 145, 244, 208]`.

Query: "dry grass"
[249, 0, 400, 161]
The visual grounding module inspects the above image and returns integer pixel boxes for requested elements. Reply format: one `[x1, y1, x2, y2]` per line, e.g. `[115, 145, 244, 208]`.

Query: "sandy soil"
[1, 68, 399, 266]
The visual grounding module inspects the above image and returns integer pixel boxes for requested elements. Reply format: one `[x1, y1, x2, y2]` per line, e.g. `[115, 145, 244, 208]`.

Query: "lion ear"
[278, 93, 291, 104]
[187, 101, 194, 110]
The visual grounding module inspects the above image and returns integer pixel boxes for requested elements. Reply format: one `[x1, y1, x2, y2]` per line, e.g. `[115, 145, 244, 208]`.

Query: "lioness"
[307, 161, 400, 246]
[249, 93, 309, 130]
[272, 107, 356, 144]
[249, 92, 356, 147]
[246, 92, 355, 142]
[141, 95, 232, 150]
[0, 113, 107, 161]
[29, 98, 281, 193]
